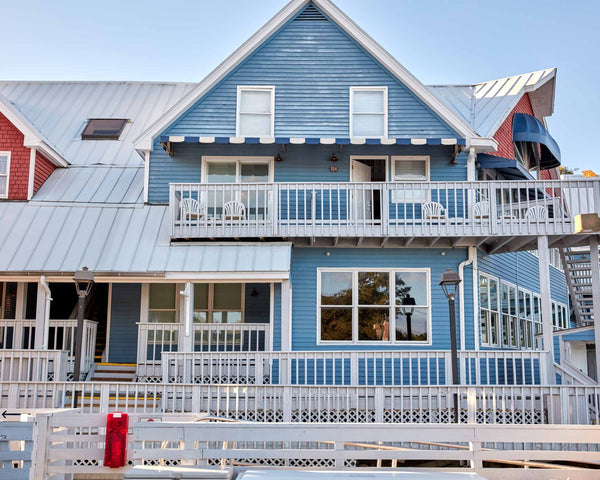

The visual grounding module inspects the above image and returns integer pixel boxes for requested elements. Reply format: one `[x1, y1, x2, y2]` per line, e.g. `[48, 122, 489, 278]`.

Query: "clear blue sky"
[2, 0, 598, 171]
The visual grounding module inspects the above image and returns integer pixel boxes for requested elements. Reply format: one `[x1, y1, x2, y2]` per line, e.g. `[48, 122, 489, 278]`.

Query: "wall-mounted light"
[330, 153, 338, 162]
[275, 154, 283, 162]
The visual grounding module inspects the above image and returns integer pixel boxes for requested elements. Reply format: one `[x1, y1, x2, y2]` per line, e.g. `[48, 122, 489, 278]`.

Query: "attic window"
[81, 119, 128, 140]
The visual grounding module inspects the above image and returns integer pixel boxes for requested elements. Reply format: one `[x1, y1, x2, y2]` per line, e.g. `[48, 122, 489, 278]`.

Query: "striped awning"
[160, 136, 465, 146]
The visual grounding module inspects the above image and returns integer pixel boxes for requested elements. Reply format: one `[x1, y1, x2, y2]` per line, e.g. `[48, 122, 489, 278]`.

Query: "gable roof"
[428, 68, 556, 138]
[0, 92, 68, 167]
[134, 0, 494, 152]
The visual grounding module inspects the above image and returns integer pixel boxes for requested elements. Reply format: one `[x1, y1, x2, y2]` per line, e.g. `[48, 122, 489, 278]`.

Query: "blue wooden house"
[0, 0, 598, 391]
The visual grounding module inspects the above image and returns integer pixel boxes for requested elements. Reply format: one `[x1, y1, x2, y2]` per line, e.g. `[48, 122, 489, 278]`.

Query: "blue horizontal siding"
[148, 143, 463, 203]
[108, 283, 141, 363]
[162, 4, 458, 139]
[289, 247, 470, 351]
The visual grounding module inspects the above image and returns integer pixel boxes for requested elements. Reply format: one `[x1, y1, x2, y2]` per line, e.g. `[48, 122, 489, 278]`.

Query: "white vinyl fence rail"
[1, 382, 599, 425]
[0, 419, 34, 480]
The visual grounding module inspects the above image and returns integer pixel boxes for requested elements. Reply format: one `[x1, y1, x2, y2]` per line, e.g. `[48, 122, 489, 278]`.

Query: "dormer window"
[236, 86, 274, 137]
[81, 119, 128, 140]
[0, 152, 10, 199]
[350, 87, 387, 138]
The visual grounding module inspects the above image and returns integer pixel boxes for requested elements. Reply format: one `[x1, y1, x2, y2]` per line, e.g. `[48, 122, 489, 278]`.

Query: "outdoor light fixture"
[330, 153, 338, 162]
[275, 154, 283, 162]
[439, 268, 461, 423]
[400, 294, 416, 341]
[73, 267, 95, 390]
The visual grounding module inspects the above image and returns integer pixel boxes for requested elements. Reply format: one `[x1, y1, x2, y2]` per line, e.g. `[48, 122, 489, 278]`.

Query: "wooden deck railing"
[170, 179, 600, 238]
[156, 350, 548, 386]
[0, 319, 97, 377]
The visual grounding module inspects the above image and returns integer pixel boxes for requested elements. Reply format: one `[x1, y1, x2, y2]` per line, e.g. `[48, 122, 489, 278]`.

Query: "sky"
[2, 0, 599, 172]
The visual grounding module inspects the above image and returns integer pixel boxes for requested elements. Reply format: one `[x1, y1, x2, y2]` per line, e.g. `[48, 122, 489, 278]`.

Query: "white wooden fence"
[0, 350, 68, 382]
[26, 411, 600, 478]
[0, 319, 97, 376]
[1, 382, 599, 425]
[155, 350, 547, 386]
[0, 419, 34, 480]
[170, 179, 600, 239]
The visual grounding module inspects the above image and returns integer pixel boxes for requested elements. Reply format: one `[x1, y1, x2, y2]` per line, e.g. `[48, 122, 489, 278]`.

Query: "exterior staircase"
[90, 363, 137, 382]
[560, 245, 599, 326]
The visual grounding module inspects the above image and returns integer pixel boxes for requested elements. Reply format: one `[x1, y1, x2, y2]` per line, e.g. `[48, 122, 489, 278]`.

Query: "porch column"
[537, 236, 555, 383]
[281, 280, 292, 351]
[34, 277, 52, 349]
[179, 282, 194, 352]
[590, 236, 600, 381]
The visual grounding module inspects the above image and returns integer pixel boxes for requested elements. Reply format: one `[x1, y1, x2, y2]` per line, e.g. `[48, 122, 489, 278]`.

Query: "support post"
[73, 295, 86, 383]
[34, 277, 52, 349]
[590, 236, 600, 382]
[537, 236, 555, 384]
[281, 280, 292, 352]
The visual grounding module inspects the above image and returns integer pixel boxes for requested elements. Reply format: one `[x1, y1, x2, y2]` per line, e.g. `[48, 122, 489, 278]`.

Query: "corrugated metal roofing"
[0, 202, 291, 274]
[428, 68, 555, 137]
[0, 82, 197, 166]
[33, 166, 144, 204]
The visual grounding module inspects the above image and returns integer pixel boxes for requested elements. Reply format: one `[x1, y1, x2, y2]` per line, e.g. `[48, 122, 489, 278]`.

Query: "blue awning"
[512, 113, 561, 170]
[477, 153, 533, 180]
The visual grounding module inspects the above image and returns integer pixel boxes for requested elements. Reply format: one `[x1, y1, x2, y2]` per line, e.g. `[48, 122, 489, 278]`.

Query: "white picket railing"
[159, 350, 547, 386]
[29, 410, 600, 478]
[0, 350, 68, 382]
[2, 382, 600, 425]
[170, 179, 600, 239]
[0, 319, 97, 376]
[0, 418, 34, 479]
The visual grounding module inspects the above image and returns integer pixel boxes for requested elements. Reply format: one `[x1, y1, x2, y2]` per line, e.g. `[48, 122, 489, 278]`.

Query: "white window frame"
[0, 152, 10, 199]
[193, 283, 245, 324]
[390, 155, 430, 203]
[236, 86, 275, 138]
[316, 267, 431, 346]
[479, 272, 500, 348]
[201, 156, 274, 184]
[349, 86, 388, 139]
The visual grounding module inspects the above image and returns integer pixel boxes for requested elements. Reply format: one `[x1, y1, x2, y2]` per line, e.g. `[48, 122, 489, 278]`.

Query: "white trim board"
[133, 0, 493, 152]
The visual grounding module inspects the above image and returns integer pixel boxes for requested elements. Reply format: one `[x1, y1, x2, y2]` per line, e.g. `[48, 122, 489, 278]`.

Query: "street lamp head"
[73, 266, 95, 297]
[439, 268, 461, 300]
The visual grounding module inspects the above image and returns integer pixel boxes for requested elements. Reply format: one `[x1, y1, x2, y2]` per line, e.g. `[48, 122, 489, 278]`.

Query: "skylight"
[81, 119, 128, 140]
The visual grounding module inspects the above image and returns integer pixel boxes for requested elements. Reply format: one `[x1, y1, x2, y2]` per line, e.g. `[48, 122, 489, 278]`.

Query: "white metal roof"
[428, 68, 556, 137]
[0, 202, 291, 275]
[0, 81, 197, 166]
[237, 470, 487, 480]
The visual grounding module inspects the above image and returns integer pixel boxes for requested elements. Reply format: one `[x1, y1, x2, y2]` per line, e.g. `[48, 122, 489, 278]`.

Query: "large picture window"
[236, 86, 274, 137]
[318, 268, 430, 344]
[350, 87, 387, 138]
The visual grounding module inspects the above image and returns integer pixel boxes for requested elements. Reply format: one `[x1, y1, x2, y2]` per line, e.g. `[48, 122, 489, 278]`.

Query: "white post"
[180, 283, 194, 384]
[590, 236, 600, 382]
[538, 236, 555, 383]
[280, 280, 292, 384]
[34, 278, 51, 349]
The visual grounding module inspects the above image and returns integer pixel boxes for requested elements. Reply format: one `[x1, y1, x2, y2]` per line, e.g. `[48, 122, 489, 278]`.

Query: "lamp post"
[73, 267, 94, 384]
[439, 268, 461, 423]
[401, 294, 416, 340]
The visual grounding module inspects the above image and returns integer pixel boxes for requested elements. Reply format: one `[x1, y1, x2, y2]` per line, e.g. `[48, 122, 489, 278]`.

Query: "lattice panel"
[136, 376, 162, 383]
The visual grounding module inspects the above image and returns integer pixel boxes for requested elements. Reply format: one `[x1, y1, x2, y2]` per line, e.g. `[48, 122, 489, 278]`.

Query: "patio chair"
[223, 200, 246, 221]
[180, 198, 205, 222]
[525, 205, 548, 221]
[422, 201, 446, 220]
[473, 201, 490, 219]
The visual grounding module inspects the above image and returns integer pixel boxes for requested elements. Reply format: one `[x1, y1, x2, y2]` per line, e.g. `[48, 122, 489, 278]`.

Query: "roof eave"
[134, 0, 481, 151]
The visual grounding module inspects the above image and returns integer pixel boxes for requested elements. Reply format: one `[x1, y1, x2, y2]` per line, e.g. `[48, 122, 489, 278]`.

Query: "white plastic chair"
[180, 198, 204, 222]
[223, 200, 246, 221]
[473, 201, 490, 219]
[525, 205, 548, 221]
[422, 201, 446, 220]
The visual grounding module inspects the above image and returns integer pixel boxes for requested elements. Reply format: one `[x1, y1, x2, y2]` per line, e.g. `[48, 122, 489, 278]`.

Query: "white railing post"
[31, 413, 50, 480]
[466, 387, 477, 424]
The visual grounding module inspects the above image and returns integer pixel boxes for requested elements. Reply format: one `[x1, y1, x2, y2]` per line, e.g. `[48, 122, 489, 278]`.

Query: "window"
[391, 156, 429, 202]
[0, 152, 10, 199]
[518, 288, 534, 349]
[350, 87, 387, 138]
[318, 269, 430, 344]
[479, 273, 499, 347]
[236, 86, 274, 137]
[81, 119, 128, 140]
[193, 283, 243, 323]
[148, 284, 177, 323]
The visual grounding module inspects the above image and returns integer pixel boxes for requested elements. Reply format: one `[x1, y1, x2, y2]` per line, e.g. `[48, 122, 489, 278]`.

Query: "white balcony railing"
[159, 350, 548, 386]
[0, 349, 68, 382]
[0, 319, 98, 376]
[170, 179, 600, 239]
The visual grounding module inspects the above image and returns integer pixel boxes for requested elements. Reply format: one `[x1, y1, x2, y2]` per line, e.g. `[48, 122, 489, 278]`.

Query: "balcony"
[170, 179, 600, 250]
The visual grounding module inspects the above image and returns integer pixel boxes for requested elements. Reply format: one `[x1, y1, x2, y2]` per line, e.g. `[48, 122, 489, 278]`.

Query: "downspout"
[39, 276, 52, 350]
[458, 247, 477, 351]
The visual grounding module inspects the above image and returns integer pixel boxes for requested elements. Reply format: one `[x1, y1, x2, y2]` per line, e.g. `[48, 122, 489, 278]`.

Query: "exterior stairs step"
[560, 244, 599, 326]
[90, 363, 137, 382]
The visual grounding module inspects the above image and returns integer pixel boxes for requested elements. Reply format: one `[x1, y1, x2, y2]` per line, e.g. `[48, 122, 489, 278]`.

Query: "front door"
[351, 160, 373, 220]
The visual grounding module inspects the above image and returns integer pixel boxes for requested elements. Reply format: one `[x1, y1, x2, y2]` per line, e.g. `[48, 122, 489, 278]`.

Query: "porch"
[170, 178, 600, 250]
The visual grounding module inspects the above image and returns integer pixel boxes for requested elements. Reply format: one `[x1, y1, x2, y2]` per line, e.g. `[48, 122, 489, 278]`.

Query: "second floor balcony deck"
[170, 179, 600, 250]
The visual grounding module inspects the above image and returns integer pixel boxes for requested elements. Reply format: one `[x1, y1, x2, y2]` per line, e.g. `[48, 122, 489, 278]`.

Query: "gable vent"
[294, 4, 327, 21]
